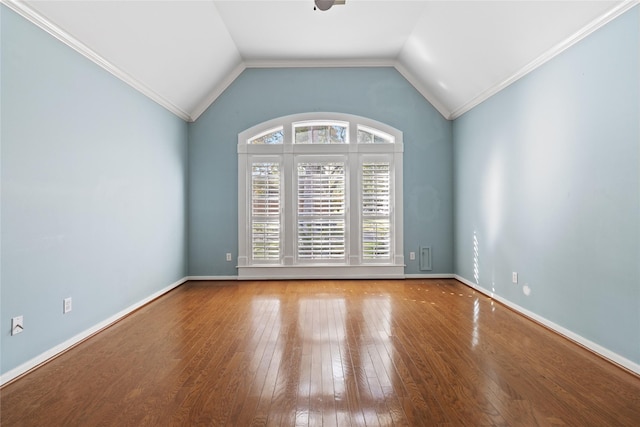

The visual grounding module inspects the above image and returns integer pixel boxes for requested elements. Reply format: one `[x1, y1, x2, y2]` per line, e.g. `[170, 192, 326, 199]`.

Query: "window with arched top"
[237, 113, 404, 279]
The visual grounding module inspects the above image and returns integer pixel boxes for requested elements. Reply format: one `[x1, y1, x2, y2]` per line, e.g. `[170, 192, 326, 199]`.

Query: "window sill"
[238, 264, 405, 280]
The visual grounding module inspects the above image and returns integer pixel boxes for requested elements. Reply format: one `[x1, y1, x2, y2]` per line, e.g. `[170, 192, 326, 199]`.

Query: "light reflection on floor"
[249, 290, 395, 423]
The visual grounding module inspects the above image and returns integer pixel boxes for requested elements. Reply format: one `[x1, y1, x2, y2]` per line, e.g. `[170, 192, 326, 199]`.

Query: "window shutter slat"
[252, 162, 280, 260]
[362, 161, 391, 259]
[297, 162, 346, 260]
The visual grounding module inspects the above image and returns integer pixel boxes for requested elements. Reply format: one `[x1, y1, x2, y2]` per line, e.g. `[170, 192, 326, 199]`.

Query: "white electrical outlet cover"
[64, 297, 72, 313]
[11, 316, 24, 335]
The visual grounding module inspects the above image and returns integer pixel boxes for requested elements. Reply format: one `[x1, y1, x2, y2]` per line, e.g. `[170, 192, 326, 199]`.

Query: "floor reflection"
[472, 298, 480, 348]
[248, 289, 396, 424]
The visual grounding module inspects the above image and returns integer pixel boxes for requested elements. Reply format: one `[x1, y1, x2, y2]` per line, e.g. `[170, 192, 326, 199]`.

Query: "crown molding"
[2, 0, 193, 122]
[448, 0, 640, 120]
[243, 58, 396, 69]
[4, 0, 636, 124]
[392, 60, 452, 120]
[188, 61, 246, 122]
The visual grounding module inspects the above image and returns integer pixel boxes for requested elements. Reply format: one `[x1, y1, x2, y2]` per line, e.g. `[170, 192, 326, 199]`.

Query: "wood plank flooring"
[1, 279, 639, 426]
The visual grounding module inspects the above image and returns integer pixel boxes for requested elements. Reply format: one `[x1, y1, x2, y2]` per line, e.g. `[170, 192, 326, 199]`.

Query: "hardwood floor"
[1, 279, 639, 426]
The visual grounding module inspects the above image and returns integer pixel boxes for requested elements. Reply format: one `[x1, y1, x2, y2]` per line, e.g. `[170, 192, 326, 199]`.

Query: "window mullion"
[348, 149, 359, 265]
[283, 151, 295, 265]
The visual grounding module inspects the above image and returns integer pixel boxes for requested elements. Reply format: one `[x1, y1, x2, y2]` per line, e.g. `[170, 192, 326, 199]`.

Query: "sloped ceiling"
[5, 0, 637, 122]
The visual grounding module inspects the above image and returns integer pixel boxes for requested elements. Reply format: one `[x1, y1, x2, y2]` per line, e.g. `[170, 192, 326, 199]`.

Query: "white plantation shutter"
[251, 162, 281, 261]
[362, 161, 391, 259]
[297, 161, 346, 260]
[238, 113, 403, 278]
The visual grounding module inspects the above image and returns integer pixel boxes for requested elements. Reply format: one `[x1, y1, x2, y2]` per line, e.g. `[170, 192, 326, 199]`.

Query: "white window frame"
[238, 113, 404, 279]
[295, 155, 348, 264]
[249, 156, 283, 264]
[359, 154, 394, 263]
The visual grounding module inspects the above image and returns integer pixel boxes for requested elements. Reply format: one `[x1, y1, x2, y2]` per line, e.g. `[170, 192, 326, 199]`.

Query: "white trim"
[454, 274, 640, 376]
[188, 61, 246, 122]
[0, 276, 188, 387]
[186, 276, 239, 281]
[238, 265, 405, 280]
[2, 0, 193, 122]
[405, 273, 455, 279]
[448, 0, 640, 120]
[244, 58, 396, 69]
[392, 61, 452, 120]
[186, 273, 459, 280]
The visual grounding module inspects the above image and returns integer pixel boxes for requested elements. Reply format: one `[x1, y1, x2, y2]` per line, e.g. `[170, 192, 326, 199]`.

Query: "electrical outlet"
[63, 297, 72, 314]
[409, 252, 415, 260]
[11, 316, 24, 336]
[226, 253, 232, 262]
[512, 272, 518, 284]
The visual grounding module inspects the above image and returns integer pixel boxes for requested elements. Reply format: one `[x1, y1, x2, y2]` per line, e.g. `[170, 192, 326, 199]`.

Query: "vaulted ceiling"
[6, 1, 635, 122]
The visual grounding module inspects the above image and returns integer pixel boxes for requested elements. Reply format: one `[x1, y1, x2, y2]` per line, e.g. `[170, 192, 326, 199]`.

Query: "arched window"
[238, 113, 404, 279]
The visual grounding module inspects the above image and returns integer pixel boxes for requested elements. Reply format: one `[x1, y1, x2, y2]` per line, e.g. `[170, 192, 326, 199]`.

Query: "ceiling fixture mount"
[314, 0, 345, 11]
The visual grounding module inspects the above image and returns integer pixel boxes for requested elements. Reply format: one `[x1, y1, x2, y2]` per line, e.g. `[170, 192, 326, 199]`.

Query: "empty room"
[1, 0, 639, 425]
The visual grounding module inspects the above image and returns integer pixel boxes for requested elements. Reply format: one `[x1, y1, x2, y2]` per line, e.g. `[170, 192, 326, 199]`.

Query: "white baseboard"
[404, 273, 455, 279]
[454, 275, 640, 376]
[0, 276, 188, 387]
[188, 273, 455, 281]
[187, 276, 239, 281]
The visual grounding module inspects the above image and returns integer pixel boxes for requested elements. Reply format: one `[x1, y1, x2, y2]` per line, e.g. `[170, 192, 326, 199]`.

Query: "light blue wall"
[3, 0, 635, 378]
[1, 7, 188, 374]
[188, 67, 453, 276]
[453, 7, 639, 364]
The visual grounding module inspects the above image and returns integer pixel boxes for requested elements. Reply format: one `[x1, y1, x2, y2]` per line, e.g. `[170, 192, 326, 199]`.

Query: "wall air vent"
[419, 246, 432, 271]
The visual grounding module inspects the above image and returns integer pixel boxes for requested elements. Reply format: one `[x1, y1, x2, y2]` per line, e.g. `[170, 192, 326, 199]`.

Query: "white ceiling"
[7, 0, 636, 121]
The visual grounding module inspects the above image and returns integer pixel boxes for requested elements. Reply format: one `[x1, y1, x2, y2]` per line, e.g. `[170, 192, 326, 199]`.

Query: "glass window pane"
[249, 128, 284, 144]
[294, 122, 348, 144]
[357, 126, 394, 144]
[357, 130, 373, 144]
